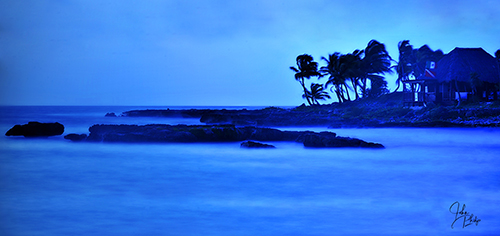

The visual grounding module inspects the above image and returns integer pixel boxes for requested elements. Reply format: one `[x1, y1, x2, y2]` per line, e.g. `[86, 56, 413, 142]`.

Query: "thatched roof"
[435, 48, 500, 83]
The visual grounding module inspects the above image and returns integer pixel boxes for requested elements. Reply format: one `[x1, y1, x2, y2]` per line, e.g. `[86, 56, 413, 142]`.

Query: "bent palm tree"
[360, 40, 393, 97]
[394, 40, 414, 92]
[303, 83, 331, 105]
[412, 45, 444, 79]
[343, 50, 364, 100]
[290, 54, 321, 105]
[394, 41, 444, 93]
[320, 53, 354, 103]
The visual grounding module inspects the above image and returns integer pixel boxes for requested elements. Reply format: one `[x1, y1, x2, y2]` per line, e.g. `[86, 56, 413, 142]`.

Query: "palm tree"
[366, 75, 389, 97]
[394, 41, 444, 93]
[412, 45, 444, 79]
[319, 40, 393, 101]
[495, 49, 500, 63]
[290, 54, 321, 105]
[394, 40, 414, 92]
[360, 40, 393, 97]
[320, 53, 351, 103]
[343, 50, 364, 100]
[303, 83, 331, 105]
[320, 41, 391, 102]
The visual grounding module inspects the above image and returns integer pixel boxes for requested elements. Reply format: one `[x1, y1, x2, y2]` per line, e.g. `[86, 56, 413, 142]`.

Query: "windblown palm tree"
[343, 50, 364, 100]
[290, 54, 321, 105]
[303, 83, 331, 105]
[318, 40, 392, 102]
[360, 40, 393, 97]
[394, 40, 414, 92]
[413, 45, 438, 78]
[320, 53, 351, 103]
[394, 41, 444, 92]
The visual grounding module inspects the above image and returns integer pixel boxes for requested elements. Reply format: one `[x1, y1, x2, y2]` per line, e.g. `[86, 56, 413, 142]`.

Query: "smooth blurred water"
[1, 106, 499, 236]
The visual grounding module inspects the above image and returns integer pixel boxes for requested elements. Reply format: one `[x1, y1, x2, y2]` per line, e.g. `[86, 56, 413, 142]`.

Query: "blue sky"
[1, 0, 499, 106]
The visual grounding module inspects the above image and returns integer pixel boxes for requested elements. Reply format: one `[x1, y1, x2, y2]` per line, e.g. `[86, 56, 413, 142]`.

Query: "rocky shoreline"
[5, 122, 384, 148]
[5, 122, 64, 137]
[64, 124, 384, 148]
[116, 93, 500, 128]
[6, 93, 500, 149]
[118, 106, 500, 128]
[122, 107, 334, 126]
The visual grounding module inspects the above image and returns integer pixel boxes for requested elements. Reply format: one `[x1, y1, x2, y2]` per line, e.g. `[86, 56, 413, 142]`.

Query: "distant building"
[404, 47, 500, 106]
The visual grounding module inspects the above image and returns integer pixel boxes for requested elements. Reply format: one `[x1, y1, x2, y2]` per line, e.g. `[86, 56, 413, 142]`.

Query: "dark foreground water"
[1, 106, 499, 236]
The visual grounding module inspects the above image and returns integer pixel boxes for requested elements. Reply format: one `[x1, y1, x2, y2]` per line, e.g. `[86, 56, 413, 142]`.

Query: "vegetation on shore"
[291, 39, 500, 106]
[120, 42, 500, 128]
[290, 92, 500, 127]
[285, 39, 500, 127]
[290, 40, 393, 105]
[121, 92, 500, 127]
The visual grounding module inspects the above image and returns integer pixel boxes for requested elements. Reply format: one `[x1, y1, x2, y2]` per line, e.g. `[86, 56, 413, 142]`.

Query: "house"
[403, 47, 500, 106]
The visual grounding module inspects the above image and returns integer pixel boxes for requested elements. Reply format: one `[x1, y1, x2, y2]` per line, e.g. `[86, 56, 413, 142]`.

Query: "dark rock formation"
[240, 141, 276, 148]
[5, 122, 64, 137]
[118, 95, 500, 128]
[83, 124, 384, 148]
[302, 133, 384, 148]
[105, 112, 117, 117]
[123, 109, 210, 118]
[85, 124, 300, 143]
[86, 124, 198, 143]
[121, 108, 333, 127]
[64, 133, 88, 141]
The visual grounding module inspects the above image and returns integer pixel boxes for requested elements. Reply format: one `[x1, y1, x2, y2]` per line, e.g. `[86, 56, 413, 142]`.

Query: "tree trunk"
[393, 81, 401, 93]
[300, 79, 312, 106]
[361, 78, 367, 97]
[351, 78, 359, 100]
[334, 85, 343, 103]
[344, 84, 351, 101]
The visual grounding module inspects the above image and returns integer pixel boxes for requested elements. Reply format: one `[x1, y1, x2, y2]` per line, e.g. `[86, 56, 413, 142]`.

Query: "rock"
[105, 112, 117, 117]
[86, 124, 198, 143]
[122, 108, 333, 127]
[86, 124, 266, 143]
[240, 141, 276, 148]
[83, 124, 384, 148]
[359, 141, 385, 148]
[246, 127, 289, 141]
[295, 131, 329, 143]
[188, 125, 241, 141]
[200, 113, 233, 124]
[5, 122, 64, 137]
[302, 133, 384, 148]
[123, 109, 207, 118]
[64, 133, 88, 141]
[375, 120, 468, 128]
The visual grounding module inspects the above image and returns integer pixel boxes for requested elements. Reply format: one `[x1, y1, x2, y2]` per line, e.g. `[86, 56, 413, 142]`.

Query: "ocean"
[0, 106, 499, 236]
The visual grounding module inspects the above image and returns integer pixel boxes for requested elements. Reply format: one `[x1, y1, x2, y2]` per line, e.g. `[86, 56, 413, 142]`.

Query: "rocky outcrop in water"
[240, 141, 276, 148]
[64, 133, 88, 141]
[301, 132, 384, 148]
[117, 92, 500, 128]
[78, 124, 384, 148]
[5, 122, 64, 137]
[85, 124, 301, 143]
[122, 108, 333, 126]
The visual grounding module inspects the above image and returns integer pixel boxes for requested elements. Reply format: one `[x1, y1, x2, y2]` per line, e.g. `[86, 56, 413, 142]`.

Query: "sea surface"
[0, 106, 499, 236]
